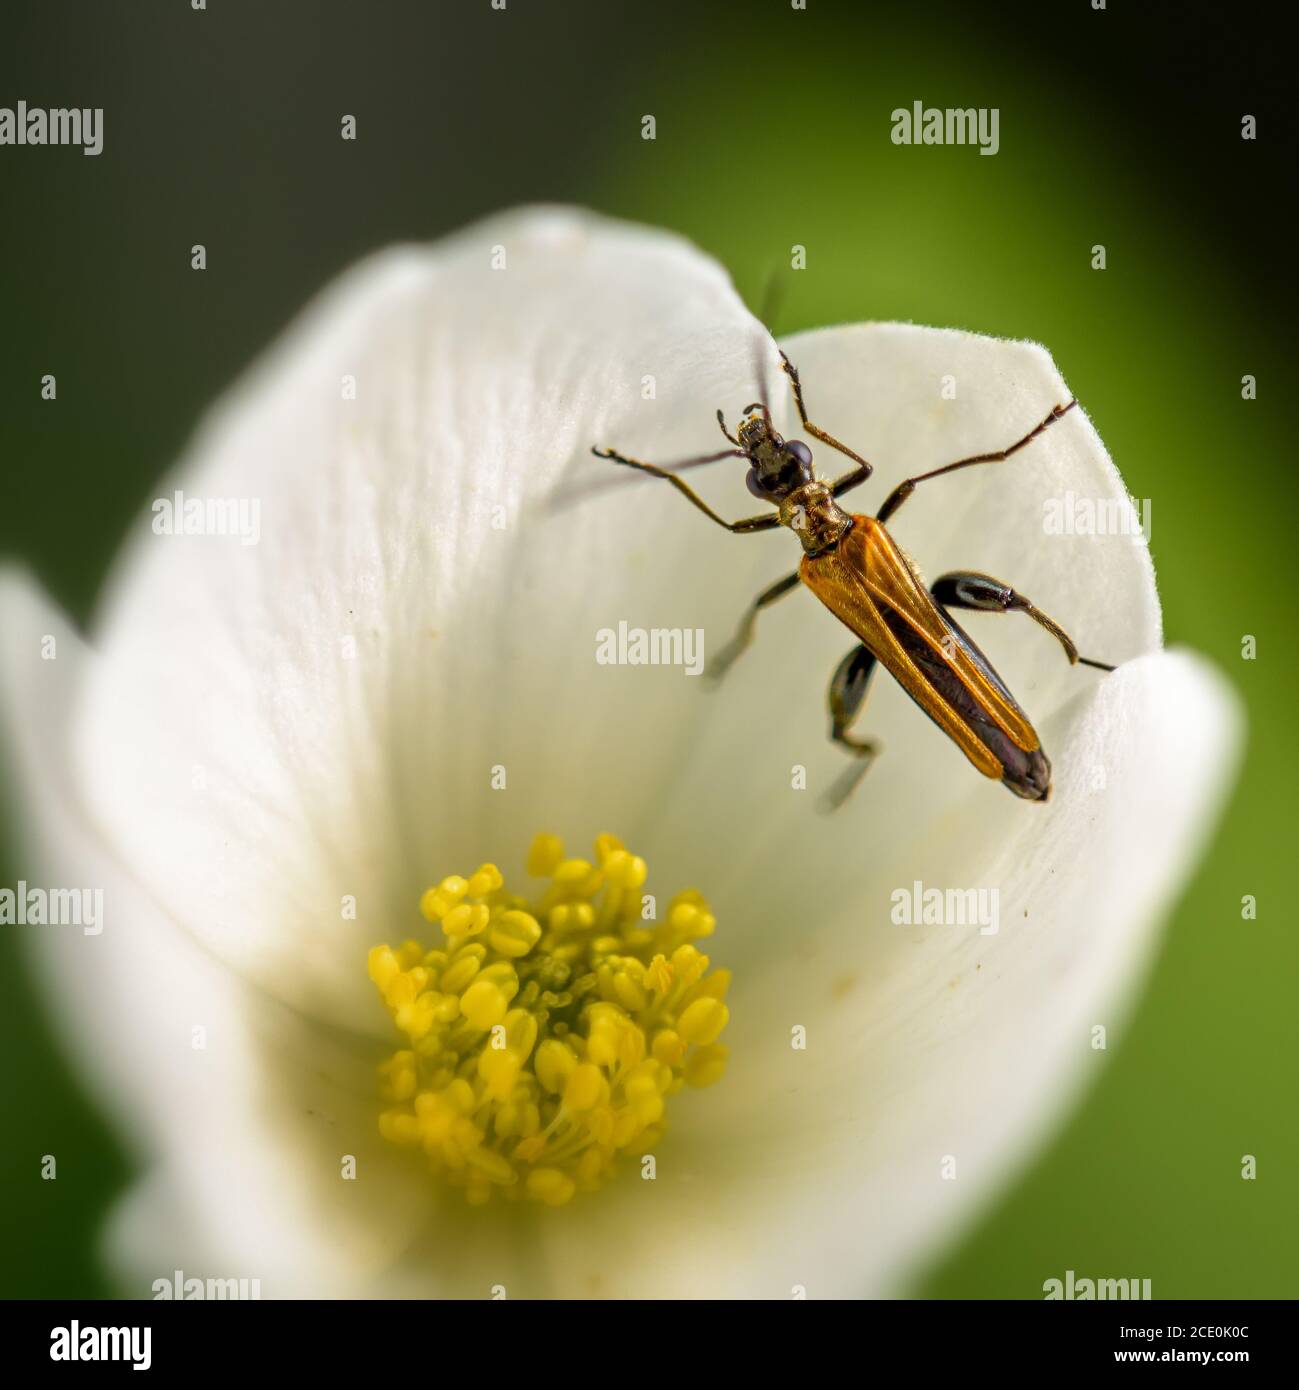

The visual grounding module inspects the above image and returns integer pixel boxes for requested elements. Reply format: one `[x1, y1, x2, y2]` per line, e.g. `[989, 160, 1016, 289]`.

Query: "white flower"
[0, 207, 1240, 1299]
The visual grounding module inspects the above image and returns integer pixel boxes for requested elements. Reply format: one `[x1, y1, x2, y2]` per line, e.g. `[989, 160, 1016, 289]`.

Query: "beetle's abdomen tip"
[1003, 749, 1052, 802]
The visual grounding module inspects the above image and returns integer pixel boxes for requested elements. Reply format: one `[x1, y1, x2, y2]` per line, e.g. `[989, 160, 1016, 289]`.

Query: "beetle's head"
[745, 431, 814, 501]
[736, 409, 778, 457]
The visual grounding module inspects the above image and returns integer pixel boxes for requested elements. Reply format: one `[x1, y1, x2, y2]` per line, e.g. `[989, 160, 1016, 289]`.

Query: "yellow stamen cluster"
[368, 832, 730, 1206]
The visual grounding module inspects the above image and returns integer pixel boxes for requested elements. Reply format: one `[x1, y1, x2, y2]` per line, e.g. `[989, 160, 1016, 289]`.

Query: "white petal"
[0, 570, 445, 1295]
[499, 649, 1242, 1296]
[7, 212, 798, 1298]
[73, 208, 774, 1036]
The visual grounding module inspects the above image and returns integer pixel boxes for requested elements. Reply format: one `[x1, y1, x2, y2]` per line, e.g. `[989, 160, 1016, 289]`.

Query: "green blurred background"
[1, 0, 1294, 1297]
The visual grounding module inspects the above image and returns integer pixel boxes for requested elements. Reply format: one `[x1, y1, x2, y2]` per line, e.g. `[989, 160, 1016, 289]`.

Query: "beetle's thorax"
[779, 482, 853, 555]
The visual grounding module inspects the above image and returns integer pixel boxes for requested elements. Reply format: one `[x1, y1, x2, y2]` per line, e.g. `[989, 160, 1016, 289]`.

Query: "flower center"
[368, 832, 730, 1206]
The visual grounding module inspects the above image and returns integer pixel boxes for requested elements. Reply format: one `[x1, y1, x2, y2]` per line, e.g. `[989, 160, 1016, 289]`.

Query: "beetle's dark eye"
[745, 467, 771, 499]
[786, 440, 813, 468]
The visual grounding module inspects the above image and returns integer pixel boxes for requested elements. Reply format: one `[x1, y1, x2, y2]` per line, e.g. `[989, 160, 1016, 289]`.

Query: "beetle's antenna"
[745, 327, 775, 429]
[753, 264, 787, 338]
[746, 264, 790, 426]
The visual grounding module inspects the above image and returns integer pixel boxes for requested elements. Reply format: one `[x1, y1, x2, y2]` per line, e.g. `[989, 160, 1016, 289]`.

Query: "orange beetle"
[593, 351, 1112, 805]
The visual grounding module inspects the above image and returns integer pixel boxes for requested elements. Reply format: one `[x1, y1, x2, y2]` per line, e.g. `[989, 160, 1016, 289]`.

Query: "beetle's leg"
[705, 570, 802, 683]
[931, 571, 1115, 671]
[779, 350, 873, 477]
[823, 644, 883, 810]
[876, 400, 1078, 525]
[591, 446, 780, 534]
[828, 462, 871, 499]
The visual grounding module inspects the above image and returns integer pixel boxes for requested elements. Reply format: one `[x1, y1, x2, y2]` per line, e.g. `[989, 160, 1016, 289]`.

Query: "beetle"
[591, 350, 1113, 805]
